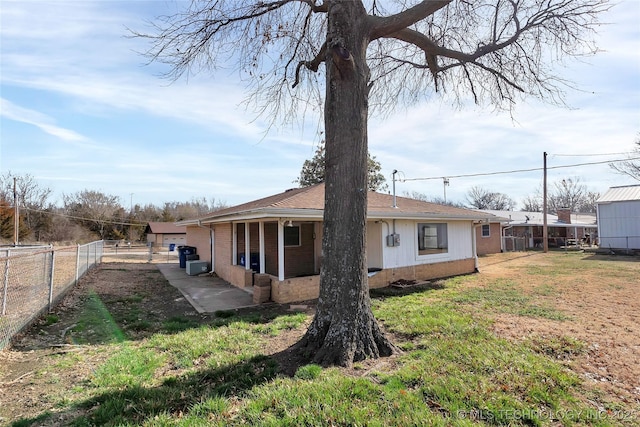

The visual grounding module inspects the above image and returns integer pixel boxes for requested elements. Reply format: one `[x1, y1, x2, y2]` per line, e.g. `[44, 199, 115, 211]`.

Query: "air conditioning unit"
[186, 260, 209, 276]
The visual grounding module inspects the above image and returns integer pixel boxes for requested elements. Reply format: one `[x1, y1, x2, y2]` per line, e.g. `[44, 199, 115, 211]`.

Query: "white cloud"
[0, 98, 89, 143]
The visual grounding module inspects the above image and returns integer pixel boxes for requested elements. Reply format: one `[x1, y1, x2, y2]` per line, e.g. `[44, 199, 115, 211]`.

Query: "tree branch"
[368, 0, 452, 40]
[293, 42, 327, 88]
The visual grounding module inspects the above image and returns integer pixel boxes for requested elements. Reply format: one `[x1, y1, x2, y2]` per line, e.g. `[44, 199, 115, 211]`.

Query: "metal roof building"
[596, 185, 640, 251]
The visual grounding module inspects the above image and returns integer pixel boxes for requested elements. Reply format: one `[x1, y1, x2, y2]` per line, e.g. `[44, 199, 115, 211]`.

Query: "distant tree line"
[405, 176, 601, 214]
[0, 172, 226, 244]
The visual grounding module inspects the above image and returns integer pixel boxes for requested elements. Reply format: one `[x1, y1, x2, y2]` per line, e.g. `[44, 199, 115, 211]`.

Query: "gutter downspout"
[472, 222, 480, 272]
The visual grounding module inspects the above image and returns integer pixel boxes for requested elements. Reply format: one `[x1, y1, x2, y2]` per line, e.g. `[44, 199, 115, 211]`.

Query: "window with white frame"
[417, 223, 448, 255]
[481, 224, 490, 237]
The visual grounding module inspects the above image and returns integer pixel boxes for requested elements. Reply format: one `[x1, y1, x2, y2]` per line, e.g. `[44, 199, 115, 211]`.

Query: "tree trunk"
[297, 0, 396, 367]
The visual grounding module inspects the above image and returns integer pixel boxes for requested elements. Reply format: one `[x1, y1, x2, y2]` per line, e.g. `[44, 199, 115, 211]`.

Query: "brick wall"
[270, 257, 476, 304]
[557, 208, 571, 224]
[284, 223, 316, 278]
[213, 223, 233, 283]
[368, 258, 476, 289]
[271, 274, 321, 303]
[186, 226, 212, 263]
[476, 223, 502, 255]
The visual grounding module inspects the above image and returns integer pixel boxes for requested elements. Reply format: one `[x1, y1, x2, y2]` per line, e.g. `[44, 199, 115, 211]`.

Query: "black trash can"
[178, 246, 197, 268]
[239, 252, 260, 272]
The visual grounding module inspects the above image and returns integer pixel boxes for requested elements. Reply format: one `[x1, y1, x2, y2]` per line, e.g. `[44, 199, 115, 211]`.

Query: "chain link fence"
[0, 241, 103, 349]
[598, 236, 640, 253]
[502, 236, 527, 252]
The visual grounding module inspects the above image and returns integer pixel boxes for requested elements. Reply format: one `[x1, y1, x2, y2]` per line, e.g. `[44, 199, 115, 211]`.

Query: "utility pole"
[13, 177, 19, 246]
[543, 152, 548, 253]
[129, 193, 134, 242]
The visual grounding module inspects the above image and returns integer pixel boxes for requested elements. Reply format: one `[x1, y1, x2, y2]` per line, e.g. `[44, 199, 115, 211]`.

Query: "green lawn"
[9, 254, 639, 426]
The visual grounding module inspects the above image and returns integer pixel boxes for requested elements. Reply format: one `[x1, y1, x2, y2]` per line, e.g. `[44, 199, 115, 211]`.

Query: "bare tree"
[161, 198, 227, 222]
[548, 177, 599, 213]
[576, 190, 600, 213]
[521, 193, 543, 212]
[404, 190, 465, 208]
[62, 190, 123, 240]
[610, 135, 640, 181]
[135, 0, 609, 367]
[0, 172, 53, 241]
[466, 186, 515, 210]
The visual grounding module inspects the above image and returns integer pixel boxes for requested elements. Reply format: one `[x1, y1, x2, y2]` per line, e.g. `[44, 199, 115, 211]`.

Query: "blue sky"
[1, 1, 639, 210]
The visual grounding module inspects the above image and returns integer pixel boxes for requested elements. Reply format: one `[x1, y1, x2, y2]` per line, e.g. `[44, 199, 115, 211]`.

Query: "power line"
[21, 206, 144, 227]
[401, 156, 640, 182]
[550, 152, 633, 157]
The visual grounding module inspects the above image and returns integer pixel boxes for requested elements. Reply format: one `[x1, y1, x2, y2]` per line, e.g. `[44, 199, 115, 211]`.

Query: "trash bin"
[239, 252, 260, 272]
[168, 243, 176, 252]
[178, 246, 197, 268]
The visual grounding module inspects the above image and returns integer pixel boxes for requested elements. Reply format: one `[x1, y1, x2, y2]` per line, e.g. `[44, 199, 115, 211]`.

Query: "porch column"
[277, 220, 285, 281]
[259, 221, 265, 274]
[232, 223, 237, 265]
[245, 222, 250, 271]
[214, 225, 216, 271]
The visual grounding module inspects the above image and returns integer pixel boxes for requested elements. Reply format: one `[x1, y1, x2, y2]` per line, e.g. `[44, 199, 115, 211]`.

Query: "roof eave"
[179, 208, 496, 226]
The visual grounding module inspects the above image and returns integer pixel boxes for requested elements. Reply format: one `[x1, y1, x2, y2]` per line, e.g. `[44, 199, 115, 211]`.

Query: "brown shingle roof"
[182, 184, 493, 224]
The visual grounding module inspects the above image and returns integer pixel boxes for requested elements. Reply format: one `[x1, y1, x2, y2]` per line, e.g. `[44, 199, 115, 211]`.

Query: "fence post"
[48, 249, 56, 312]
[2, 250, 10, 316]
[75, 244, 80, 285]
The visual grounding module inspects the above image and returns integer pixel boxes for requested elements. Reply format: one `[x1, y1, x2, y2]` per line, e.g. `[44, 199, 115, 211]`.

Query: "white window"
[481, 224, 490, 237]
[417, 223, 448, 255]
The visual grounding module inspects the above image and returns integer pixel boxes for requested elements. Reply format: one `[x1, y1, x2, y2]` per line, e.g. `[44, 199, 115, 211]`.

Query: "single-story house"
[477, 209, 598, 251]
[596, 184, 640, 252]
[145, 222, 187, 248]
[177, 184, 499, 304]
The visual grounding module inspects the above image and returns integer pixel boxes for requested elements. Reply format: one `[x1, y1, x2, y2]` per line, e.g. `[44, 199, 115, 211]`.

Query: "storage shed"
[596, 184, 640, 252]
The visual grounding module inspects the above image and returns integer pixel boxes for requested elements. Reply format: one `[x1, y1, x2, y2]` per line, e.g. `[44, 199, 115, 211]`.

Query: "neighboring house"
[145, 222, 187, 248]
[177, 184, 499, 304]
[596, 184, 640, 252]
[478, 209, 598, 251]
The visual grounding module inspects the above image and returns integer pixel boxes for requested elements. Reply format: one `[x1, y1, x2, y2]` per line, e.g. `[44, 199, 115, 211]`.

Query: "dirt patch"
[0, 260, 313, 424]
[476, 252, 640, 405]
